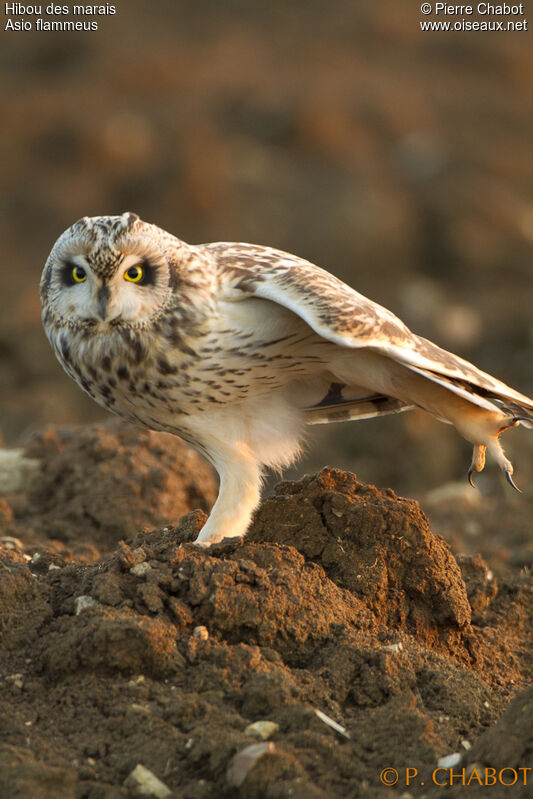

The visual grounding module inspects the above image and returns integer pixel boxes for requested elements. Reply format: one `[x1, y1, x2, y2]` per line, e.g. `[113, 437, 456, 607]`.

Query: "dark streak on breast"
[157, 357, 178, 376]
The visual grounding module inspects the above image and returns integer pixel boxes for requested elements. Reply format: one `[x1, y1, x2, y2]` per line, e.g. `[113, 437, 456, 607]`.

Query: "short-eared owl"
[41, 213, 533, 545]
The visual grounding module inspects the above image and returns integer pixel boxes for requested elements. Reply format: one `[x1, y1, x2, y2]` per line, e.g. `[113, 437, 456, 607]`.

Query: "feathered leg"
[194, 450, 262, 546]
[187, 393, 306, 545]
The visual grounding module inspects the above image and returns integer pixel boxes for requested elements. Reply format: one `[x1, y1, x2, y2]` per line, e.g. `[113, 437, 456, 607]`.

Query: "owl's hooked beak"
[97, 284, 110, 321]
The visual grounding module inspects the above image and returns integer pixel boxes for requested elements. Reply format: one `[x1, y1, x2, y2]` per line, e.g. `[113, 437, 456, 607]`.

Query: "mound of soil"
[3, 421, 218, 556]
[0, 423, 531, 798]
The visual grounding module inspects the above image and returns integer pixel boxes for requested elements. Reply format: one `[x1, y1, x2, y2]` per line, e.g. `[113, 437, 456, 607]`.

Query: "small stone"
[74, 595, 98, 615]
[0, 536, 23, 550]
[48, 564, 60, 572]
[314, 708, 350, 739]
[0, 449, 40, 493]
[245, 721, 280, 740]
[385, 642, 403, 653]
[124, 764, 172, 798]
[461, 739, 472, 750]
[437, 753, 462, 768]
[5, 674, 24, 689]
[192, 625, 208, 640]
[226, 742, 275, 788]
[130, 562, 151, 578]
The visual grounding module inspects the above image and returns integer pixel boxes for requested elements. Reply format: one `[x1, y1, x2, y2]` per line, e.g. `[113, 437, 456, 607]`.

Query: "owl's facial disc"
[54, 252, 167, 327]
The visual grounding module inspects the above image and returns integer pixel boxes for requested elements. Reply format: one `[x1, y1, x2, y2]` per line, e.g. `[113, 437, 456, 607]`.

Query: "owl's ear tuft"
[124, 212, 140, 228]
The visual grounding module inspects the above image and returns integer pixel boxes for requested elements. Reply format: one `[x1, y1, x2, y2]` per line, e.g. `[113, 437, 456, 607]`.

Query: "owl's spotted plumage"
[41, 213, 533, 545]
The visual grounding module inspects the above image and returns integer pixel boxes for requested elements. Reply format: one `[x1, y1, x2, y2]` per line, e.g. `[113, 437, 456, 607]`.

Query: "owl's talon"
[468, 444, 486, 488]
[504, 470, 521, 493]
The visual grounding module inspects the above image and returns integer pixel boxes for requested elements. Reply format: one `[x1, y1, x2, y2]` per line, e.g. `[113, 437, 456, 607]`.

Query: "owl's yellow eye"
[124, 265, 144, 283]
[72, 266, 87, 283]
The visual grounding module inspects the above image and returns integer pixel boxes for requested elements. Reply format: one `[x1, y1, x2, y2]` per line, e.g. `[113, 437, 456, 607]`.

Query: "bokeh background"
[1, 0, 533, 502]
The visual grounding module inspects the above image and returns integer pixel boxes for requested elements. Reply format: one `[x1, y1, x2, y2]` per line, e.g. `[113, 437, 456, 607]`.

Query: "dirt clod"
[249, 469, 472, 650]
[20, 420, 217, 551]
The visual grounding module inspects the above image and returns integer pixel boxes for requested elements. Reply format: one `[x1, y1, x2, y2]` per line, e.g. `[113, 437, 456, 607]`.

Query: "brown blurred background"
[1, 0, 533, 500]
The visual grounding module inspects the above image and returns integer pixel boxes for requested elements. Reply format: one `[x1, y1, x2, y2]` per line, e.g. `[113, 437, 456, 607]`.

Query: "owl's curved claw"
[486, 437, 521, 492]
[468, 444, 486, 488]
[505, 470, 521, 493]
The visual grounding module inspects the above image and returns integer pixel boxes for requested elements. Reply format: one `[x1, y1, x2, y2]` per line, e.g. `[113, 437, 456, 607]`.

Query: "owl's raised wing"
[205, 241, 533, 418]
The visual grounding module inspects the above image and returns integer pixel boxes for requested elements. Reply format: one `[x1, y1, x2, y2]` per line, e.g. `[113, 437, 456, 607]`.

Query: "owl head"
[40, 213, 182, 329]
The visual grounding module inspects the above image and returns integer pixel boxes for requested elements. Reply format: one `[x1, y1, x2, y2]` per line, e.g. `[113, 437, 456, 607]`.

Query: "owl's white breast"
[45, 294, 336, 441]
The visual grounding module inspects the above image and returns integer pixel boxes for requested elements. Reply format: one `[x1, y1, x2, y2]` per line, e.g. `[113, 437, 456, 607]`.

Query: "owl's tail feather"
[305, 393, 414, 424]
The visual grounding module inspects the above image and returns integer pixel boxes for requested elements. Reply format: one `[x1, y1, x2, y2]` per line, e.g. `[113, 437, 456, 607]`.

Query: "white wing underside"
[207, 241, 533, 425]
